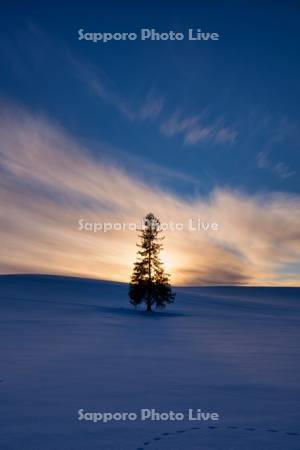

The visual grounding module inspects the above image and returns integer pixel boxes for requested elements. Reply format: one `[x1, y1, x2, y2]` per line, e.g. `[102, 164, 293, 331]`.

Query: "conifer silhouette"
[129, 213, 175, 312]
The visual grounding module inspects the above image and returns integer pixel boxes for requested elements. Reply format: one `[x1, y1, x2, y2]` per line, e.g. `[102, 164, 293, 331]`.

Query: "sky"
[0, 0, 300, 285]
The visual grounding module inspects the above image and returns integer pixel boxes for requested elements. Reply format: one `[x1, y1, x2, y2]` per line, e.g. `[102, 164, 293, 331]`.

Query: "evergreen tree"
[129, 213, 175, 312]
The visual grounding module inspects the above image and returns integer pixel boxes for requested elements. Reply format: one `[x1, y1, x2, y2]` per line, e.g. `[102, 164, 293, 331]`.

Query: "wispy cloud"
[0, 104, 299, 286]
[71, 57, 237, 147]
[253, 113, 298, 179]
[257, 149, 295, 179]
[71, 57, 164, 122]
[160, 111, 238, 146]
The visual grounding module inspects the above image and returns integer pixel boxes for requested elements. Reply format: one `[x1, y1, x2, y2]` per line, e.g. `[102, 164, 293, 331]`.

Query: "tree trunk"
[147, 238, 152, 312]
[146, 301, 152, 312]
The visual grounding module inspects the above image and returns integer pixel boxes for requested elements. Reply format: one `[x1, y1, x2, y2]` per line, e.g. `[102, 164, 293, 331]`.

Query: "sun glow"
[1, 107, 300, 287]
[160, 251, 174, 273]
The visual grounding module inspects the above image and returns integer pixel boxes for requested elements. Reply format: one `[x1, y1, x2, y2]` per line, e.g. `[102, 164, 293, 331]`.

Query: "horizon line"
[1, 273, 299, 289]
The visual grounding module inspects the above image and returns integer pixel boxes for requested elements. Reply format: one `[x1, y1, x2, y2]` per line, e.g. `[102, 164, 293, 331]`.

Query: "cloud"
[257, 149, 295, 179]
[139, 92, 164, 121]
[0, 104, 299, 286]
[71, 57, 238, 147]
[251, 113, 298, 180]
[160, 111, 238, 146]
[71, 58, 164, 121]
[71, 56, 238, 149]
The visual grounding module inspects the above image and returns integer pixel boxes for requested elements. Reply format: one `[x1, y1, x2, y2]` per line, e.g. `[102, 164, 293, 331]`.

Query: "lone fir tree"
[129, 213, 175, 312]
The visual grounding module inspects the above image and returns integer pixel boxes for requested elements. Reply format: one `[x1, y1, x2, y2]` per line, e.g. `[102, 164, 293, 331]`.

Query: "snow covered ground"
[0, 275, 300, 450]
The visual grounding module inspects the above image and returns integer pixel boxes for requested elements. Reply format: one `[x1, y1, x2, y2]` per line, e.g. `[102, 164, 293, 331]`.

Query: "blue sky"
[0, 1, 299, 285]
[1, 0, 299, 196]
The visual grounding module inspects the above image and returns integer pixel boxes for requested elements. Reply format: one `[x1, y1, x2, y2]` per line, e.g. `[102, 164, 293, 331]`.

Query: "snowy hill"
[0, 275, 300, 450]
